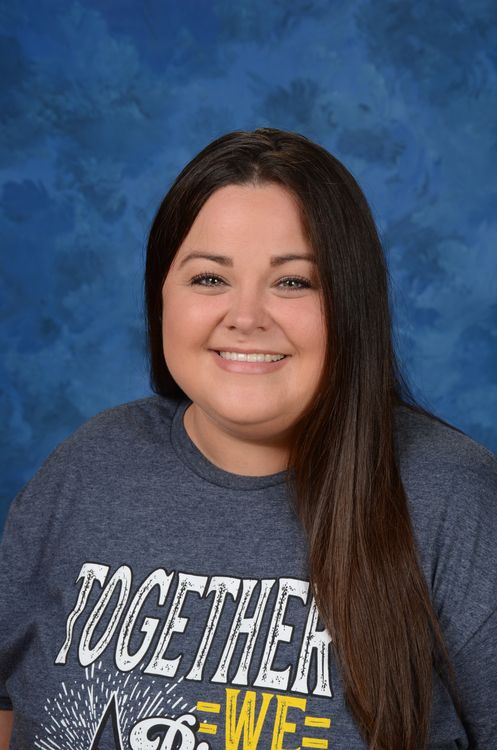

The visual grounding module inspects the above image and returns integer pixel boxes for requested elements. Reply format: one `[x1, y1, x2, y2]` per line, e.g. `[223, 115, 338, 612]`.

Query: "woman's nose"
[223, 284, 271, 333]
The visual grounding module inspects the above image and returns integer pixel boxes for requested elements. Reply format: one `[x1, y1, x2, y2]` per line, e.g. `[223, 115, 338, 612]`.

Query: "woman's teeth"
[219, 352, 286, 362]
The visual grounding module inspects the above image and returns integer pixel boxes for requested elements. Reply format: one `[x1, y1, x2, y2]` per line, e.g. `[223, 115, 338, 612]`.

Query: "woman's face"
[161, 182, 327, 442]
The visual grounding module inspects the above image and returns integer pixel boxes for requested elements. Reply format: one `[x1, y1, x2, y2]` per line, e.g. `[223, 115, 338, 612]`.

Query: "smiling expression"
[161, 182, 327, 442]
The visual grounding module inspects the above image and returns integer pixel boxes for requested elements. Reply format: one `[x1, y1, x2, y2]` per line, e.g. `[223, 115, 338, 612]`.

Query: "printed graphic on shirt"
[35, 561, 334, 749]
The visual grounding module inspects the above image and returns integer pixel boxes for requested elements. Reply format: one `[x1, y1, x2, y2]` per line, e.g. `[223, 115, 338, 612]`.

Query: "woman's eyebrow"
[178, 251, 316, 268]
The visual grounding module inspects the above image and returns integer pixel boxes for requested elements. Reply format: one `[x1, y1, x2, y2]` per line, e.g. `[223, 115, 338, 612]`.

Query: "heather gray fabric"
[0, 395, 496, 749]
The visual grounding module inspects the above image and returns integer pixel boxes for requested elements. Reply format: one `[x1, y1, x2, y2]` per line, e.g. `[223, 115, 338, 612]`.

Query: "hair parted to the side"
[144, 127, 460, 749]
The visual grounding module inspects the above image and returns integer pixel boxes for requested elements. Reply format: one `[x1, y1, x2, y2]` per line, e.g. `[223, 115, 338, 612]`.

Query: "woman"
[0, 127, 495, 749]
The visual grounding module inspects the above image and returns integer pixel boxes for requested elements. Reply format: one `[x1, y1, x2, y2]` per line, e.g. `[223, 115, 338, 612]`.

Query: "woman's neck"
[183, 402, 292, 476]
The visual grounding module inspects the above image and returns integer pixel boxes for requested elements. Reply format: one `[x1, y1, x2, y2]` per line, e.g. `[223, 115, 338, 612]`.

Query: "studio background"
[2, 0, 496, 530]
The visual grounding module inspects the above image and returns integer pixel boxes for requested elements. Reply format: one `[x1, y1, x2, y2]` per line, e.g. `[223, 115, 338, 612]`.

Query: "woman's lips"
[209, 349, 290, 374]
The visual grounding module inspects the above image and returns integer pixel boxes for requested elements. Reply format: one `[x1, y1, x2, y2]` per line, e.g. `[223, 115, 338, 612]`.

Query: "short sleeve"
[450, 606, 497, 748]
[433, 456, 497, 642]
[0, 440, 75, 704]
[396, 409, 497, 747]
[425, 449, 497, 747]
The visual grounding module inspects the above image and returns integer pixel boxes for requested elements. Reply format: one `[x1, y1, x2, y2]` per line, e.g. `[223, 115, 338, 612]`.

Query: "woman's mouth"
[209, 350, 290, 373]
[216, 351, 287, 362]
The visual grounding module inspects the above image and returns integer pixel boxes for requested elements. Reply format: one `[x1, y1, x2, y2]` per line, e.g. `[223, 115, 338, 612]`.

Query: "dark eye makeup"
[189, 273, 314, 290]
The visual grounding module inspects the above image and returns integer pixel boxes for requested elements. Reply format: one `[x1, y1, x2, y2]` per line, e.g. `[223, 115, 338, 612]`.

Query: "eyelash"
[189, 273, 313, 290]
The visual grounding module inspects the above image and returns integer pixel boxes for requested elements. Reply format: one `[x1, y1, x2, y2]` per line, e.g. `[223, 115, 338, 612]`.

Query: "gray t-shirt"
[0, 395, 496, 749]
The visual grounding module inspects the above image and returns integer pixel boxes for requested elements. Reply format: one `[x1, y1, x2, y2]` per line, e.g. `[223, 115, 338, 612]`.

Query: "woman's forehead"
[176, 184, 312, 256]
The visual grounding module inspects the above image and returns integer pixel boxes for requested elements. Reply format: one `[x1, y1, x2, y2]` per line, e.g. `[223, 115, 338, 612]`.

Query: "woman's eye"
[188, 273, 313, 290]
[278, 276, 313, 290]
[189, 273, 225, 287]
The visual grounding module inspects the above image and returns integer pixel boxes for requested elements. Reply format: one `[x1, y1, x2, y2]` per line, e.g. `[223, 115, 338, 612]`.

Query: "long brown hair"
[144, 127, 459, 748]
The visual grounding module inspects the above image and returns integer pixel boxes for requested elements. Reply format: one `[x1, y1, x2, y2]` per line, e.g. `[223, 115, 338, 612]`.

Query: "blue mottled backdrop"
[2, 1, 497, 529]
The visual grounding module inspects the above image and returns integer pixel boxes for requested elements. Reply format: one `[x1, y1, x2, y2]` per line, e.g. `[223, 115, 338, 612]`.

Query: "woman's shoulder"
[394, 403, 497, 488]
[3, 396, 185, 555]
[11, 395, 182, 504]
[70, 393, 178, 434]
[394, 406, 497, 654]
[49, 394, 180, 458]
[394, 404, 497, 570]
